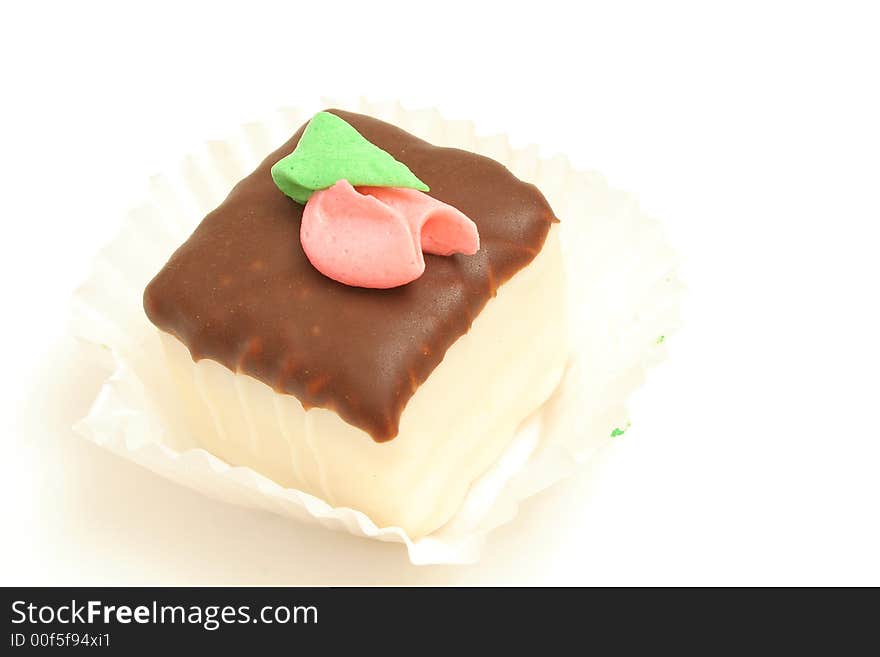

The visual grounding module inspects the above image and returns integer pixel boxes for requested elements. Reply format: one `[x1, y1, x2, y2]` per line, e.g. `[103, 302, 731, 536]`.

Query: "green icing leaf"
[271, 111, 429, 204]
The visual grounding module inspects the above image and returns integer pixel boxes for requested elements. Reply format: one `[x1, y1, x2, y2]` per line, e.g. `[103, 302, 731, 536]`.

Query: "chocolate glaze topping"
[144, 110, 556, 441]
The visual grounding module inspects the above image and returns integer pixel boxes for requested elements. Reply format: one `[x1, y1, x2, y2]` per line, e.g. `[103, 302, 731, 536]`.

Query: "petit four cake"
[143, 110, 567, 537]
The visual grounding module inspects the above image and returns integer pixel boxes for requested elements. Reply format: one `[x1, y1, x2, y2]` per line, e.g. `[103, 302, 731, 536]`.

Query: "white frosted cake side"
[157, 226, 567, 538]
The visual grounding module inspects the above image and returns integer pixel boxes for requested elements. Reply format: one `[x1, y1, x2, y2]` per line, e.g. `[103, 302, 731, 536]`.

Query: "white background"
[2, 1, 878, 585]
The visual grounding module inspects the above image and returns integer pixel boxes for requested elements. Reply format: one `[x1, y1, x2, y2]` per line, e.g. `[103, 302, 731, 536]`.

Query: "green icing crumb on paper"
[271, 111, 429, 204]
[656, 335, 666, 344]
[610, 422, 632, 438]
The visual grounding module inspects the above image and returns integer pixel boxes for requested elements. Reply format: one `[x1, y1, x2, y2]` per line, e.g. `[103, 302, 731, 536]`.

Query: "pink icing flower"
[301, 180, 480, 288]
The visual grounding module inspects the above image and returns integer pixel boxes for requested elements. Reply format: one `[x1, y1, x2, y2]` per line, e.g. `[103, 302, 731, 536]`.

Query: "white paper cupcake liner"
[71, 98, 682, 565]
